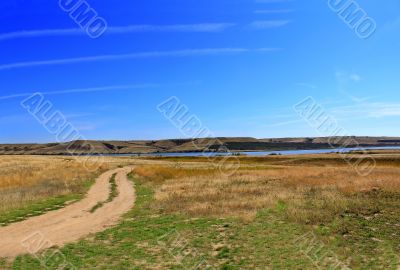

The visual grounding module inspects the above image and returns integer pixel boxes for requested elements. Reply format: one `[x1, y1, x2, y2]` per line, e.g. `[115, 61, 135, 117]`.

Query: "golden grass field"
[0, 155, 163, 215]
[0, 156, 109, 214]
[2, 153, 400, 222]
[134, 154, 400, 223]
[2, 152, 400, 269]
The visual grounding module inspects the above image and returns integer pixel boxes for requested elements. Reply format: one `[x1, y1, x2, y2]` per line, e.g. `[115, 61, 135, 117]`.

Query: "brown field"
[0, 155, 166, 214]
[3, 153, 400, 222]
[2, 152, 400, 269]
[134, 154, 400, 222]
[0, 156, 106, 214]
[3, 153, 399, 217]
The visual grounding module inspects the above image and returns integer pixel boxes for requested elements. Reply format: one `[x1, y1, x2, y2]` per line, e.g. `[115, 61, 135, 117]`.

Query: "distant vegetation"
[1, 136, 400, 155]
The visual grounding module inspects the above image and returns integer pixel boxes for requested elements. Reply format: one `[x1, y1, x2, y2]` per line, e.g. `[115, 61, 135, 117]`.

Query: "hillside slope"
[0, 137, 399, 155]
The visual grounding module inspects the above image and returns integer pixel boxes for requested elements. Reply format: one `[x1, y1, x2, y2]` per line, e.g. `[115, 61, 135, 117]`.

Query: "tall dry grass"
[134, 161, 400, 223]
[0, 155, 176, 214]
[0, 156, 113, 213]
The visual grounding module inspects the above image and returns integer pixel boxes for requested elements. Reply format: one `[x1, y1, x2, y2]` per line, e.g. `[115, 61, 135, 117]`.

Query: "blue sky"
[1, 0, 400, 143]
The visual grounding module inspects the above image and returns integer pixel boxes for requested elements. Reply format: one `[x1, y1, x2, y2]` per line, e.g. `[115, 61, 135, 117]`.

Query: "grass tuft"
[90, 173, 119, 213]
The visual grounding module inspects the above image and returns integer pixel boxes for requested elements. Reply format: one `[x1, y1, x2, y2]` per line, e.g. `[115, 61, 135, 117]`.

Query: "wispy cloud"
[106, 23, 236, 33]
[255, 0, 294, 3]
[249, 20, 291, 29]
[254, 9, 294, 14]
[0, 47, 279, 71]
[0, 82, 197, 101]
[267, 101, 400, 128]
[331, 102, 400, 118]
[335, 71, 365, 102]
[336, 71, 362, 83]
[0, 23, 236, 42]
[0, 28, 83, 41]
[296, 82, 317, 89]
[265, 119, 304, 127]
[349, 74, 362, 82]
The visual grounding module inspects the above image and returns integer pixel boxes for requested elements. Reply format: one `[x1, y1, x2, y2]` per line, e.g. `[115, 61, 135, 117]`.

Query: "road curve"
[0, 166, 136, 258]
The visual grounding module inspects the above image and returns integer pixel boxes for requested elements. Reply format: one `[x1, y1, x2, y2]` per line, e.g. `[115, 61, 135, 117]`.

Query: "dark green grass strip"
[90, 173, 119, 213]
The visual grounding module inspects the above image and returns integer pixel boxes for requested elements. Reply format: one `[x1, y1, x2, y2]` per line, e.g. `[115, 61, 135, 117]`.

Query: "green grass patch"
[90, 173, 118, 213]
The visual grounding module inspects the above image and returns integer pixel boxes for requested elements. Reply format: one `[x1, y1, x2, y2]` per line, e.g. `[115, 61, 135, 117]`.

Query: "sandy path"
[0, 166, 136, 258]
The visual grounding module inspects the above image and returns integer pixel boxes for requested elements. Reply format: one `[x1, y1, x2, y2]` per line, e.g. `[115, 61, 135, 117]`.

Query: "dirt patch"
[0, 166, 136, 258]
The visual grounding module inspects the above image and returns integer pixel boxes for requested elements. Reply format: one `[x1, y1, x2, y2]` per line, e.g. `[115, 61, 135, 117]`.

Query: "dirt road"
[0, 166, 136, 258]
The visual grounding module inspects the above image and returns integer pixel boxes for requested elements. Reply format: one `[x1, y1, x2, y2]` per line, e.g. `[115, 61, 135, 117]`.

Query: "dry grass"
[0, 155, 179, 214]
[0, 156, 114, 213]
[134, 165, 217, 184]
[134, 158, 400, 222]
[3, 153, 400, 225]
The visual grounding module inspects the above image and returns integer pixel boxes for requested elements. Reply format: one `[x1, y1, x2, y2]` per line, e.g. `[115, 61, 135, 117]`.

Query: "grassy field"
[0, 155, 159, 226]
[1, 153, 400, 269]
[0, 156, 104, 225]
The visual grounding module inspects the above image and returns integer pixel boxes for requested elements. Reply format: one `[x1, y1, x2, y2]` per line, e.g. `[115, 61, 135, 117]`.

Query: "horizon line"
[0, 135, 397, 145]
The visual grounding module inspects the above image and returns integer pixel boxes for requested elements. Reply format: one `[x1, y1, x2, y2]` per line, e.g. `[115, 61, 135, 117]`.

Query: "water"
[107, 146, 400, 157]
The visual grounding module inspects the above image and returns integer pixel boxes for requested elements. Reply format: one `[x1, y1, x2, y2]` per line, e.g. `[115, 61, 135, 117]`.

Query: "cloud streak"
[265, 99, 400, 128]
[0, 23, 236, 42]
[254, 9, 294, 14]
[249, 20, 291, 29]
[0, 82, 199, 101]
[106, 23, 236, 33]
[331, 102, 400, 118]
[0, 47, 279, 71]
[255, 0, 294, 3]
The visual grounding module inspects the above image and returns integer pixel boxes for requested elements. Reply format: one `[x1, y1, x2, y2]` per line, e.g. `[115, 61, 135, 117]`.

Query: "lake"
[107, 146, 400, 157]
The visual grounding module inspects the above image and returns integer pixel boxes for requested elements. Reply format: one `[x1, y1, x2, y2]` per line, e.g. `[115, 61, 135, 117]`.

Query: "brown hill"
[0, 137, 399, 155]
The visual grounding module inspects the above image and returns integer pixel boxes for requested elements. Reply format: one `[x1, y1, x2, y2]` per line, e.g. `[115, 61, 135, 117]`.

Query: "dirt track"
[0, 166, 136, 258]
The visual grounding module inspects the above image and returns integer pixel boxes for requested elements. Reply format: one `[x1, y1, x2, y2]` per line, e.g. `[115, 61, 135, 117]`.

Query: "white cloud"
[106, 23, 236, 33]
[255, 0, 294, 3]
[264, 100, 400, 129]
[264, 119, 304, 127]
[0, 82, 198, 101]
[349, 74, 362, 82]
[335, 71, 365, 102]
[296, 82, 317, 89]
[254, 9, 294, 14]
[0, 23, 236, 42]
[336, 71, 362, 83]
[249, 20, 291, 29]
[332, 102, 400, 118]
[0, 47, 279, 71]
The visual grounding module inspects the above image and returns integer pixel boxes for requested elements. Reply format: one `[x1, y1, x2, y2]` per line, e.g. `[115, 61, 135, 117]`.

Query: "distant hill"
[0, 136, 399, 155]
